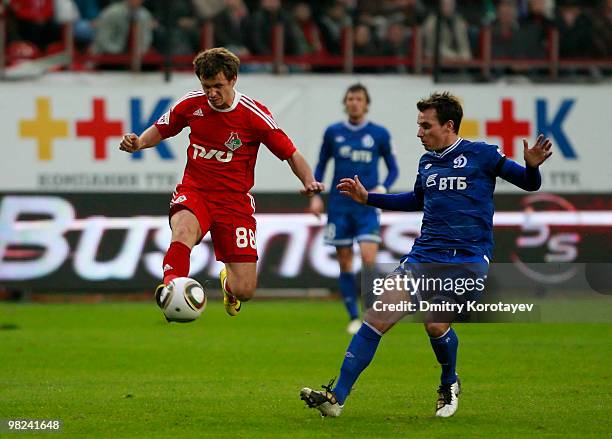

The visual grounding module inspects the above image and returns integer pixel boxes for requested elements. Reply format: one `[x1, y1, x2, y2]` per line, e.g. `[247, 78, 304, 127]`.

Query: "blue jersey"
[314, 120, 399, 213]
[409, 138, 505, 260]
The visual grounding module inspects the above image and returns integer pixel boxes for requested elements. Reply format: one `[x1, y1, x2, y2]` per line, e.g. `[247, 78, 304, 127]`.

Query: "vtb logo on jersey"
[192, 143, 233, 162]
[453, 154, 467, 168]
[426, 173, 468, 190]
[224, 132, 242, 151]
[339, 145, 372, 163]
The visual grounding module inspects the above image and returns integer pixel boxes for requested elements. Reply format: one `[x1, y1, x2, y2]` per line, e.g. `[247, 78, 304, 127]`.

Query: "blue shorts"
[395, 249, 490, 309]
[324, 208, 381, 247]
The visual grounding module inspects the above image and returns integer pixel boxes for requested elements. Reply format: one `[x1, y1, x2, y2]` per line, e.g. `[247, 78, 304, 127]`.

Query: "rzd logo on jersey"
[192, 144, 233, 162]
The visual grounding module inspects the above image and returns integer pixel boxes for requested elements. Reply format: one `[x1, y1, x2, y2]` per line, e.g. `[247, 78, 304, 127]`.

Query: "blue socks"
[429, 327, 459, 385]
[333, 323, 382, 404]
[330, 325, 458, 404]
[339, 272, 359, 320]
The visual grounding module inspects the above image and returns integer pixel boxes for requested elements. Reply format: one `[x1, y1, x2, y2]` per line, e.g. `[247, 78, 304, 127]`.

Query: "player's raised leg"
[155, 208, 203, 300]
[211, 207, 259, 317]
[336, 246, 360, 333]
[164, 209, 202, 283]
[301, 273, 412, 416]
[220, 262, 257, 316]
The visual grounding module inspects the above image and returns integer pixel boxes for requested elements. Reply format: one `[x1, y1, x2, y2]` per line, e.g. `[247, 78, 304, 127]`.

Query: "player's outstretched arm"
[119, 125, 162, 153]
[523, 134, 553, 168]
[337, 175, 369, 204]
[366, 191, 423, 211]
[498, 134, 552, 191]
[287, 151, 325, 197]
[339, 175, 424, 211]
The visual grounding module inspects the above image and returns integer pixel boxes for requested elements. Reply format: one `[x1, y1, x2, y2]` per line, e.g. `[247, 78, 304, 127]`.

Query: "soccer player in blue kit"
[310, 84, 399, 334]
[301, 92, 552, 418]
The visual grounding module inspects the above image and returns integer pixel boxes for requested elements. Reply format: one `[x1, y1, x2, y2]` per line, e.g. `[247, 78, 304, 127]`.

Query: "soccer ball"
[155, 277, 207, 322]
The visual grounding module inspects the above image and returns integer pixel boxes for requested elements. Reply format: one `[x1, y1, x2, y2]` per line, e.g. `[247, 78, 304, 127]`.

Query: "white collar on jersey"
[427, 137, 463, 158]
[207, 90, 242, 112]
[342, 120, 370, 131]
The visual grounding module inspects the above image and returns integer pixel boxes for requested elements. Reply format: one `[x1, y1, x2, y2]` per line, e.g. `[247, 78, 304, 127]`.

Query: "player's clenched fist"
[119, 133, 141, 153]
[337, 175, 368, 205]
[301, 181, 325, 197]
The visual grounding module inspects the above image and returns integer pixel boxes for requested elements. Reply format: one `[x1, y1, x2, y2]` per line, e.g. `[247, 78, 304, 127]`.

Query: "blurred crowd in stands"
[3, 0, 612, 74]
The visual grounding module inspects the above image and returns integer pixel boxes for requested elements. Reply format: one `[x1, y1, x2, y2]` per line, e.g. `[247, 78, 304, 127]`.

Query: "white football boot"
[435, 376, 461, 418]
[300, 379, 344, 417]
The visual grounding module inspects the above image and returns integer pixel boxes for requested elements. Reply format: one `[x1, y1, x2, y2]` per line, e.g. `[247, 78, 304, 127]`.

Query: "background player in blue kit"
[301, 92, 552, 418]
[310, 84, 399, 334]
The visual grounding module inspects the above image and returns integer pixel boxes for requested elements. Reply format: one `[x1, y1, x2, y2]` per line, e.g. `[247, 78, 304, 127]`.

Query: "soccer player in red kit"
[119, 47, 324, 316]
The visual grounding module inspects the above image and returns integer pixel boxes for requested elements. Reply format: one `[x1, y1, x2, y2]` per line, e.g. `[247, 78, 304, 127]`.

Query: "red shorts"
[169, 185, 258, 263]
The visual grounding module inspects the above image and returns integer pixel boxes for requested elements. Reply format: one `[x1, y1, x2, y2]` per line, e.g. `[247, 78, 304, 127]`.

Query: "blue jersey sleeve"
[366, 173, 424, 211]
[479, 143, 506, 175]
[380, 129, 399, 190]
[413, 172, 424, 204]
[366, 192, 423, 211]
[314, 127, 333, 183]
[498, 158, 542, 191]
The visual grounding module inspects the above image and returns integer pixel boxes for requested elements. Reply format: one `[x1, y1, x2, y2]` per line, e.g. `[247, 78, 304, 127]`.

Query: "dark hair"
[343, 83, 371, 104]
[416, 92, 463, 133]
[193, 47, 240, 80]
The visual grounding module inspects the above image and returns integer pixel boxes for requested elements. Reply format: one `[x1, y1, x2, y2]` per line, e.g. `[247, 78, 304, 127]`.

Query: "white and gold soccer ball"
[155, 277, 207, 322]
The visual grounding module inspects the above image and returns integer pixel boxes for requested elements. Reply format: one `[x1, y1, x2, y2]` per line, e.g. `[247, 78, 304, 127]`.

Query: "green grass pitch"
[0, 300, 610, 438]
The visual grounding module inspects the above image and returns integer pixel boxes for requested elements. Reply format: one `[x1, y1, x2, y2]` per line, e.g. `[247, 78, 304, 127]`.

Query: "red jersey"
[155, 90, 296, 193]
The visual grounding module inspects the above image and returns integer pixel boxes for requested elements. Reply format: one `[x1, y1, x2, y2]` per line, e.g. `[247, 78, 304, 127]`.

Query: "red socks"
[162, 241, 191, 284]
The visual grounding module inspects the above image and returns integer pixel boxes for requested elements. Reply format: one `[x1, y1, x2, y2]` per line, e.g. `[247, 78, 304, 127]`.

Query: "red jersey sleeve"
[246, 99, 296, 161]
[154, 93, 191, 139]
[261, 128, 297, 160]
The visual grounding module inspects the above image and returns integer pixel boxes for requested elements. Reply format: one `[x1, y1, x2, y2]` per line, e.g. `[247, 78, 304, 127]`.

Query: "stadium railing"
[1, 16, 611, 80]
